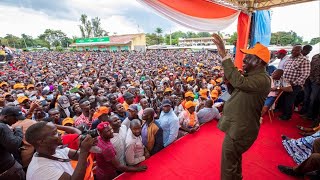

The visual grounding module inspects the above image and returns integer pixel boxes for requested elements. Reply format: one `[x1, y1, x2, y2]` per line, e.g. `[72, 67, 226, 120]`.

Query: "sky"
[0, 0, 319, 41]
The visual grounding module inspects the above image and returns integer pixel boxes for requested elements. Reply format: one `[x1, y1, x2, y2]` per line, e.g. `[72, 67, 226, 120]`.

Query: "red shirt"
[62, 134, 79, 150]
[95, 136, 117, 180]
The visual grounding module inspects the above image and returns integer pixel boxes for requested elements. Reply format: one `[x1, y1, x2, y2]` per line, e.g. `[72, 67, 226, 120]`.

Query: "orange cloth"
[146, 122, 160, 153]
[123, 101, 129, 110]
[187, 111, 196, 127]
[70, 154, 94, 180]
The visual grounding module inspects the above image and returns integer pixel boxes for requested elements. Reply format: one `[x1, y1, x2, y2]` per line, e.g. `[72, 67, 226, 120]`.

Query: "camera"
[80, 128, 99, 141]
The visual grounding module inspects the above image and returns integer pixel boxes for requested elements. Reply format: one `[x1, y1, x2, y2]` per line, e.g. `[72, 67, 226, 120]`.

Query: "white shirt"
[110, 125, 127, 166]
[178, 110, 199, 128]
[27, 148, 73, 180]
[278, 55, 289, 70]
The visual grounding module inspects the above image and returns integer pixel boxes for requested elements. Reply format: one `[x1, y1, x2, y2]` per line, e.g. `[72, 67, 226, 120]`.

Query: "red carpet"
[116, 113, 311, 180]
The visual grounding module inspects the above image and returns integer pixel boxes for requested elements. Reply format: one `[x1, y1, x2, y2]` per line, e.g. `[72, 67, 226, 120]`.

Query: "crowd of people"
[0, 41, 319, 180]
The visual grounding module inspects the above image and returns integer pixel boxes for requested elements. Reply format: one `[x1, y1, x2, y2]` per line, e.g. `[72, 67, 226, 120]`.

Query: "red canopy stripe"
[158, 0, 238, 18]
[235, 12, 251, 70]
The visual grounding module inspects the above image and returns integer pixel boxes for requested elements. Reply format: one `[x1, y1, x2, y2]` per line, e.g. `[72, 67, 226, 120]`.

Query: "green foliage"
[55, 46, 64, 52]
[226, 32, 237, 45]
[270, 31, 303, 46]
[38, 29, 68, 48]
[146, 33, 162, 45]
[309, 37, 320, 45]
[197, 32, 211, 37]
[79, 14, 107, 38]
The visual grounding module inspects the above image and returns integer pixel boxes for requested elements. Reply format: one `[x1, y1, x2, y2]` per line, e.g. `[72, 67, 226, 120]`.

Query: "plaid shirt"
[310, 56, 320, 84]
[283, 55, 310, 86]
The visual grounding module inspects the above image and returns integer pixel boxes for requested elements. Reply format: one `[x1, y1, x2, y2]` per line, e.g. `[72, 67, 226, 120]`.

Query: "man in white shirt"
[197, 99, 221, 124]
[107, 115, 128, 166]
[25, 121, 95, 180]
[276, 49, 288, 70]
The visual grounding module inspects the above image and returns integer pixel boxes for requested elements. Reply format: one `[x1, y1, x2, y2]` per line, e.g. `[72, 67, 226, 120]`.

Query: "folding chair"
[268, 91, 284, 122]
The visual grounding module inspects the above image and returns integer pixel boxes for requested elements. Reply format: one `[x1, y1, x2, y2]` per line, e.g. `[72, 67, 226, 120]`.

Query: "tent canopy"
[208, 0, 317, 12]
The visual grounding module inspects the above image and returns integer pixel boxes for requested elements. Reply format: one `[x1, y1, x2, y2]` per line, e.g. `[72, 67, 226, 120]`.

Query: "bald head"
[292, 45, 302, 58]
[130, 119, 141, 128]
[205, 99, 214, 108]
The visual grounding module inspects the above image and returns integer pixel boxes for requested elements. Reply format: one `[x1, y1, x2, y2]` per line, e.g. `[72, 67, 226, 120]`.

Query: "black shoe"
[279, 115, 290, 121]
[278, 165, 303, 177]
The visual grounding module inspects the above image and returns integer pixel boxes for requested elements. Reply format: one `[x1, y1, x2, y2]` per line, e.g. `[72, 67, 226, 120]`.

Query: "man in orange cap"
[213, 34, 271, 180]
[178, 101, 200, 137]
[91, 106, 110, 129]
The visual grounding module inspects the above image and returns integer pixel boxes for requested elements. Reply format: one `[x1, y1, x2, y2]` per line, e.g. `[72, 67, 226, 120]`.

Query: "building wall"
[132, 34, 146, 51]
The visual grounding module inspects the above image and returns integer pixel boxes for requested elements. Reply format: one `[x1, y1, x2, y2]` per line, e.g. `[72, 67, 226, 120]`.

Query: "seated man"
[278, 138, 320, 178]
[197, 99, 221, 124]
[261, 69, 292, 120]
[25, 121, 95, 180]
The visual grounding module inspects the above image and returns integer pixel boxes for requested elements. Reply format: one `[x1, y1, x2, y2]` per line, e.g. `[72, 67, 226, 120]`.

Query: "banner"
[250, 10, 271, 47]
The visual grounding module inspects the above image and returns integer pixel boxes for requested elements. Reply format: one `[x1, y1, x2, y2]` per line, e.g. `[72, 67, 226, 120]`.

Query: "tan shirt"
[12, 119, 37, 168]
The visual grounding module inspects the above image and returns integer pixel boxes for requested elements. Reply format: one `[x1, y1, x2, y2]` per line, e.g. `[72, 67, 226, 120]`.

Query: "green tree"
[197, 32, 211, 37]
[4, 34, 23, 48]
[186, 31, 199, 38]
[310, 37, 320, 45]
[146, 33, 159, 46]
[21, 34, 34, 48]
[39, 29, 68, 48]
[155, 27, 163, 44]
[226, 32, 237, 45]
[164, 31, 187, 45]
[91, 17, 107, 37]
[79, 14, 93, 38]
[270, 31, 303, 46]
[33, 38, 50, 48]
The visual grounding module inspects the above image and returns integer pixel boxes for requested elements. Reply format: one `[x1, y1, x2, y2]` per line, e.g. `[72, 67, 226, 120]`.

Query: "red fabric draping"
[158, 0, 237, 18]
[138, 0, 240, 32]
[235, 12, 251, 70]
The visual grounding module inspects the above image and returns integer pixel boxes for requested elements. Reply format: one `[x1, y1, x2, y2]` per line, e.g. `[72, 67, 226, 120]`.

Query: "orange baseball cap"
[240, 43, 270, 63]
[185, 91, 195, 98]
[185, 101, 197, 109]
[93, 106, 109, 119]
[199, 89, 208, 99]
[17, 96, 29, 104]
[164, 88, 173, 93]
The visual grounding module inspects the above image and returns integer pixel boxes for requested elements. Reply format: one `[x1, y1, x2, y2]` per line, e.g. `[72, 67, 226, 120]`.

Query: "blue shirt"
[197, 107, 221, 124]
[156, 109, 179, 147]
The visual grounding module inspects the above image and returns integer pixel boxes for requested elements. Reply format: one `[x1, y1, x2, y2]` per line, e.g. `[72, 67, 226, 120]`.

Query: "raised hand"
[212, 33, 227, 59]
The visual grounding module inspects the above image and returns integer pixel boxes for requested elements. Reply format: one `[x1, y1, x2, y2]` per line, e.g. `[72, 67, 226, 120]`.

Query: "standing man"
[157, 99, 179, 147]
[212, 34, 271, 180]
[280, 45, 311, 120]
[0, 107, 25, 179]
[141, 108, 164, 155]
